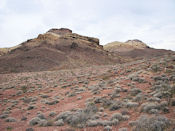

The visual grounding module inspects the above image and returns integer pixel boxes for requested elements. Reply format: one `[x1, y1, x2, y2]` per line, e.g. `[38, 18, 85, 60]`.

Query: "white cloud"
[0, 0, 175, 51]
[0, 0, 7, 9]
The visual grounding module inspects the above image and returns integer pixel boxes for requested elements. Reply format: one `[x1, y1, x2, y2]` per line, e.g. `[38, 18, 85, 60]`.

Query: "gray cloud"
[0, 0, 175, 50]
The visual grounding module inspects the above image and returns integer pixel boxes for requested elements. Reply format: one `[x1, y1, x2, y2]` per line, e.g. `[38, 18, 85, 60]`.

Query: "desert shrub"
[55, 103, 98, 128]
[122, 115, 130, 121]
[153, 75, 169, 82]
[90, 114, 100, 120]
[170, 75, 175, 81]
[129, 121, 137, 126]
[37, 113, 46, 119]
[114, 87, 122, 93]
[120, 109, 130, 115]
[109, 101, 122, 111]
[118, 128, 128, 131]
[84, 102, 98, 114]
[55, 111, 72, 121]
[39, 119, 48, 127]
[154, 90, 171, 99]
[151, 64, 161, 72]
[160, 101, 168, 107]
[87, 120, 98, 127]
[23, 97, 35, 103]
[45, 99, 59, 105]
[170, 84, 175, 96]
[16, 90, 23, 95]
[149, 109, 159, 114]
[126, 102, 139, 108]
[140, 102, 160, 113]
[0, 114, 8, 119]
[21, 85, 28, 93]
[98, 120, 113, 126]
[104, 125, 112, 131]
[21, 116, 27, 121]
[94, 97, 112, 107]
[26, 128, 34, 131]
[27, 105, 35, 110]
[54, 119, 64, 126]
[171, 98, 175, 106]
[77, 96, 82, 100]
[29, 117, 41, 126]
[49, 111, 56, 117]
[67, 92, 76, 97]
[40, 94, 49, 98]
[134, 115, 171, 131]
[148, 97, 160, 102]
[111, 93, 120, 99]
[134, 77, 145, 83]
[69, 103, 98, 127]
[66, 111, 89, 128]
[99, 107, 104, 112]
[110, 113, 123, 121]
[5, 117, 16, 122]
[111, 119, 119, 125]
[130, 88, 142, 96]
[133, 93, 145, 102]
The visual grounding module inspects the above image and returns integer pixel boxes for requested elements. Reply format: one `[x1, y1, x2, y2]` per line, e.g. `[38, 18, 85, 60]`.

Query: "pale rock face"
[125, 39, 149, 49]
[104, 39, 149, 53]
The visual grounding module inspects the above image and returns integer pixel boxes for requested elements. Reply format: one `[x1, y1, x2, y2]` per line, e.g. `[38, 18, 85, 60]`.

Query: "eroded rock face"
[47, 28, 99, 45]
[61, 33, 101, 49]
[37, 28, 101, 49]
[125, 39, 149, 49]
[19, 28, 101, 50]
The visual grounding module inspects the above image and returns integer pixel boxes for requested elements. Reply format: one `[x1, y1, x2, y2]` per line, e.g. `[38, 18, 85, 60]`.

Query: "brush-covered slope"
[0, 28, 120, 73]
[0, 53, 175, 131]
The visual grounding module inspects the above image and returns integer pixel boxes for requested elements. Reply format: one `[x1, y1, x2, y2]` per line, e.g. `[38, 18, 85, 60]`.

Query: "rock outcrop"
[125, 39, 149, 49]
[22, 28, 102, 50]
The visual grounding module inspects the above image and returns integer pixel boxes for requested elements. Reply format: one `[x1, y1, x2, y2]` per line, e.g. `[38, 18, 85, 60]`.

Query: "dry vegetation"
[0, 53, 175, 131]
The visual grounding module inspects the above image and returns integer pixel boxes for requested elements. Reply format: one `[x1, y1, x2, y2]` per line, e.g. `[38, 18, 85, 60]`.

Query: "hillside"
[104, 40, 172, 59]
[0, 28, 121, 74]
[0, 53, 175, 131]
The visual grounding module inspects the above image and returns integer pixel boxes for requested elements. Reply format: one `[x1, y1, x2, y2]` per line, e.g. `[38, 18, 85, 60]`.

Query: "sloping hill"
[104, 39, 172, 59]
[0, 28, 121, 73]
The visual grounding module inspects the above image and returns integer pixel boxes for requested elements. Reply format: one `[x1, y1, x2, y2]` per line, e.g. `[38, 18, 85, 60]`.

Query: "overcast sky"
[0, 0, 175, 50]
